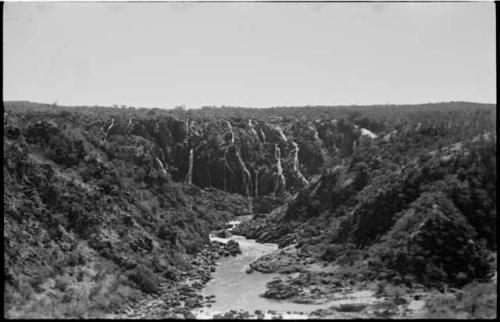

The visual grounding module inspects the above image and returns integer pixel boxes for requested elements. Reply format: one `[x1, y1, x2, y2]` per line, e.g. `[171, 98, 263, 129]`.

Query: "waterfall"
[274, 144, 286, 193]
[312, 125, 331, 164]
[360, 128, 378, 139]
[156, 157, 167, 175]
[221, 120, 251, 195]
[186, 148, 193, 185]
[226, 121, 235, 145]
[292, 141, 309, 186]
[236, 150, 251, 196]
[274, 125, 288, 142]
[259, 129, 267, 143]
[104, 118, 115, 140]
[248, 119, 259, 141]
[312, 125, 320, 140]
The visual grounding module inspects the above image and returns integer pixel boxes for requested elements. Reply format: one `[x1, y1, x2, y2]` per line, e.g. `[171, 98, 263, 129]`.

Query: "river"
[193, 218, 352, 319]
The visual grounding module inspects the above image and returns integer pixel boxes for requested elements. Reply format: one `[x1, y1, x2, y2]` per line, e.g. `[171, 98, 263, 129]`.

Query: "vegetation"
[4, 100, 496, 318]
[423, 282, 497, 319]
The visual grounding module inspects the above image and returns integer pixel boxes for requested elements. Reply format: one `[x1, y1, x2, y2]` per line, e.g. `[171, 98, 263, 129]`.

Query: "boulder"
[215, 230, 232, 238]
[225, 240, 242, 256]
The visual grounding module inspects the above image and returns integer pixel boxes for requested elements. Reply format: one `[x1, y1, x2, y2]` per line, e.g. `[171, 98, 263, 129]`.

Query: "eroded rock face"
[104, 116, 363, 197]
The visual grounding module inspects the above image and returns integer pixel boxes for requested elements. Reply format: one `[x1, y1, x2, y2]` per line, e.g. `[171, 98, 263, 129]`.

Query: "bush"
[55, 276, 71, 292]
[67, 204, 102, 236]
[184, 237, 205, 254]
[170, 252, 190, 271]
[320, 244, 343, 261]
[424, 282, 496, 319]
[127, 266, 159, 294]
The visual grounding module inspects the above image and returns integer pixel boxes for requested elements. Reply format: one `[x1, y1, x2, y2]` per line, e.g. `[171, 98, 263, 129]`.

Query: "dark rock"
[261, 279, 299, 300]
[333, 303, 367, 312]
[225, 240, 242, 256]
[215, 230, 233, 238]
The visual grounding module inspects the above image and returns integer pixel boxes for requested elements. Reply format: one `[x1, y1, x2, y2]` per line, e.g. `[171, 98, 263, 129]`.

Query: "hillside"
[3, 100, 497, 318]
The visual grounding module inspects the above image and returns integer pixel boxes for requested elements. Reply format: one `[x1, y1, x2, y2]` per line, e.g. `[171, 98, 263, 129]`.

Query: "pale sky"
[3, 2, 496, 108]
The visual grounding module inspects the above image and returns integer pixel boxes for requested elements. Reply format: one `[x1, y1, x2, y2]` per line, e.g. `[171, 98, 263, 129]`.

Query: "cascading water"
[248, 119, 259, 141]
[291, 141, 309, 186]
[312, 125, 332, 164]
[222, 121, 251, 196]
[274, 144, 286, 193]
[236, 150, 251, 196]
[156, 157, 167, 175]
[226, 121, 236, 145]
[259, 129, 267, 143]
[103, 117, 115, 140]
[274, 125, 288, 142]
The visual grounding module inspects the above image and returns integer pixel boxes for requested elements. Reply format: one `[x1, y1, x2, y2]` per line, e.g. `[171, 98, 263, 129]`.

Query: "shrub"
[320, 244, 343, 261]
[170, 252, 190, 271]
[67, 204, 102, 236]
[127, 266, 159, 294]
[184, 237, 205, 254]
[424, 282, 496, 319]
[55, 276, 71, 292]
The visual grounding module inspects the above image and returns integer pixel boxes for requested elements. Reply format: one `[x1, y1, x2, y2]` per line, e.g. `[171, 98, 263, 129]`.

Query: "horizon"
[4, 2, 496, 109]
[4, 99, 496, 111]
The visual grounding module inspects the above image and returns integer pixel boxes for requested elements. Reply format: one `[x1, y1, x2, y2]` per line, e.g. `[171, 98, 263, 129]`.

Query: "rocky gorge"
[3, 101, 497, 319]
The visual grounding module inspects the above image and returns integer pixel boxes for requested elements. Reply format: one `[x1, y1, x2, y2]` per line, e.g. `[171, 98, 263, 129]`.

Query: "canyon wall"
[103, 116, 365, 197]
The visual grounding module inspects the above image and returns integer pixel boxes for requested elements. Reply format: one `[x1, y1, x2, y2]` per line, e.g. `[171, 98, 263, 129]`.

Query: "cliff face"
[103, 116, 363, 197]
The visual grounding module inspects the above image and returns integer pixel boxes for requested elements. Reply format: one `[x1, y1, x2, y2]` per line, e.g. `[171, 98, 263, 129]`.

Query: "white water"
[226, 121, 236, 145]
[221, 120, 251, 195]
[259, 129, 267, 142]
[235, 150, 251, 196]
[248, 119, 259, 140]
[274, 125, 288, 142]
[156, 157, 167, 175]
[103, 117, 115, 140]
[274, 144, 286, 192]
[291, 141, 309, 186]
[360, 128, 378, 139]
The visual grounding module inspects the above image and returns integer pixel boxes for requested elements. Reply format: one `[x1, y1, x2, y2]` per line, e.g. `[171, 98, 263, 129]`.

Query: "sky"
[3, 2, 496, 109]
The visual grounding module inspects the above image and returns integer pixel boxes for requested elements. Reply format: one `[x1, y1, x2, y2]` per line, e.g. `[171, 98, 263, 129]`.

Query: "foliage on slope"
[236, 132, 497, 288]
[3, 100, 496, 315]
[3, 110, 250, 317]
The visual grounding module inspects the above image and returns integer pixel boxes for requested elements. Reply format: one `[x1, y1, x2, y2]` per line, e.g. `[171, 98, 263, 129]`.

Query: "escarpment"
[102, 116, 365, 197]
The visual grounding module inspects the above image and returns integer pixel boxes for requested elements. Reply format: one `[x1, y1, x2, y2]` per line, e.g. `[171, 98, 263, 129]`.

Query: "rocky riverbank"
[105, 237, 243, 319]
[247, 244, 316, 274]
[106, 217, 496, 320]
